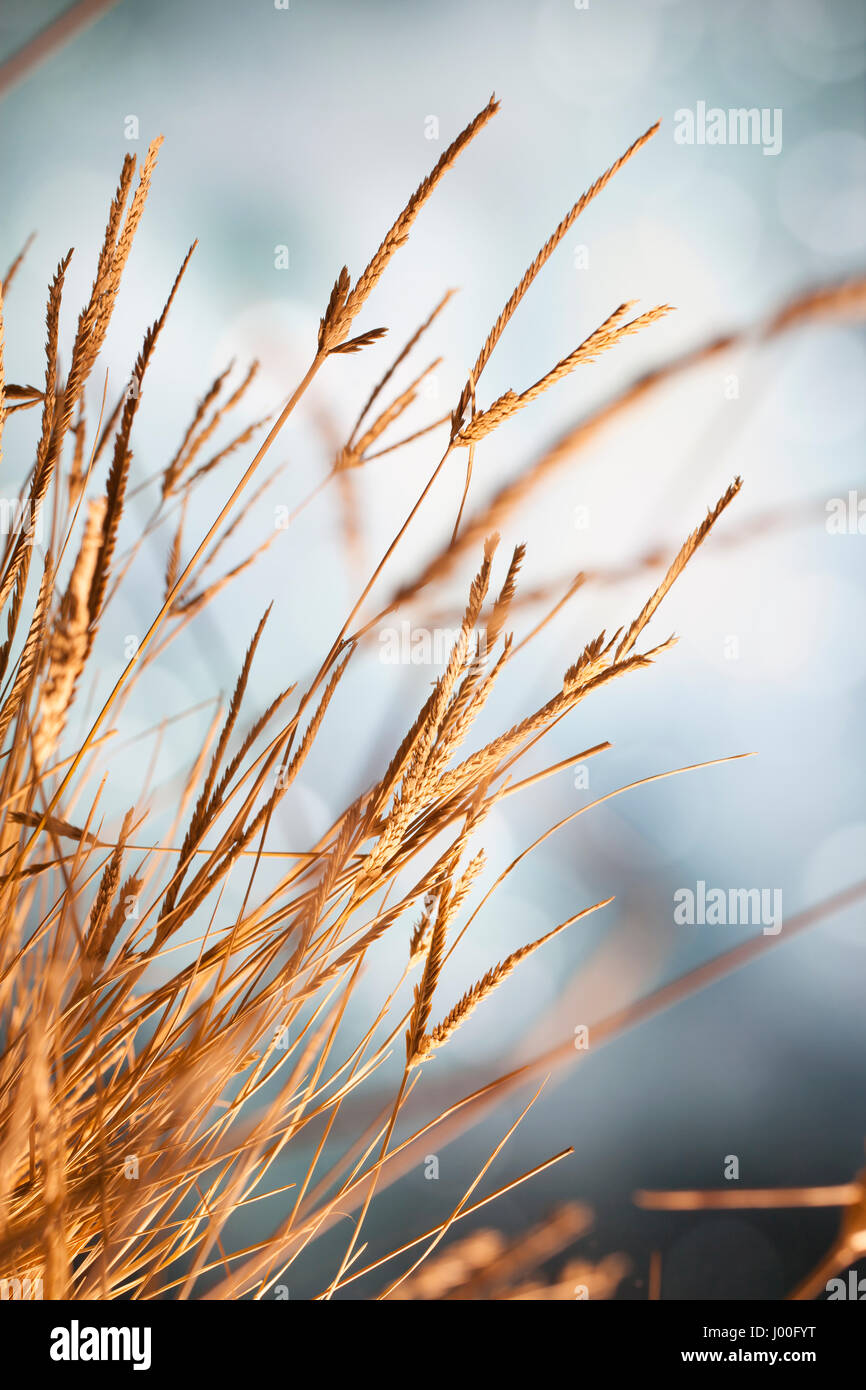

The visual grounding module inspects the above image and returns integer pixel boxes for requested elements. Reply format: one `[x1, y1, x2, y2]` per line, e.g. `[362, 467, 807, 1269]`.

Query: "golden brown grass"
[0, 98, 859, 1302]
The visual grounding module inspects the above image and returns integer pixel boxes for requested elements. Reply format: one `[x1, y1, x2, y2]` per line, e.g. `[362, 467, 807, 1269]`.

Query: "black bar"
[3, 1299, 861, 1377]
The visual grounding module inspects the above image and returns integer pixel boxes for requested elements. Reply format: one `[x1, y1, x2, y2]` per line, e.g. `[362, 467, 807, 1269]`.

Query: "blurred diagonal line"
[304, 878, 866, 1231]
[391, 878, 866, 1165]
[635, 1184, 861, 1211]
[586, 877, 866, 1055]
[0, 0, 120, 100]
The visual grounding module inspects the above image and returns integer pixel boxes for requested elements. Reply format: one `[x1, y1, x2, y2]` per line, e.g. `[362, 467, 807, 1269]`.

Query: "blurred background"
[1, 0, 864, 1298]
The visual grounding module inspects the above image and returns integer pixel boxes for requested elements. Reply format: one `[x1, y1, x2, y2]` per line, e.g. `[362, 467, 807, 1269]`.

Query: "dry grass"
[0, 99, 853, 1302]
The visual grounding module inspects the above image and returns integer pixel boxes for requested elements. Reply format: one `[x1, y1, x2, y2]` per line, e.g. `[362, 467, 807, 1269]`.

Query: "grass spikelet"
[164, 499, 187, 599]
[163, 360, 235, 497]
[1, 105, 845, 1306]
[410, 897, 612, 1066]
[454, 302, 673, 445]
[85, 808, 134, 963]
[0, 253, 72, 653]
[33, 495, 106, 768]
[164, 360, 259, 498]
[452, 121, 660, 436]
[405, 886, 450, 1065]
[1, 232, 36, 295]
[319, 96, 498, 353]
[351, 288, 455, 443]
[87, 243, 196, 629]
[615, 475, 743, 659]
[0, 558, 53, 747]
